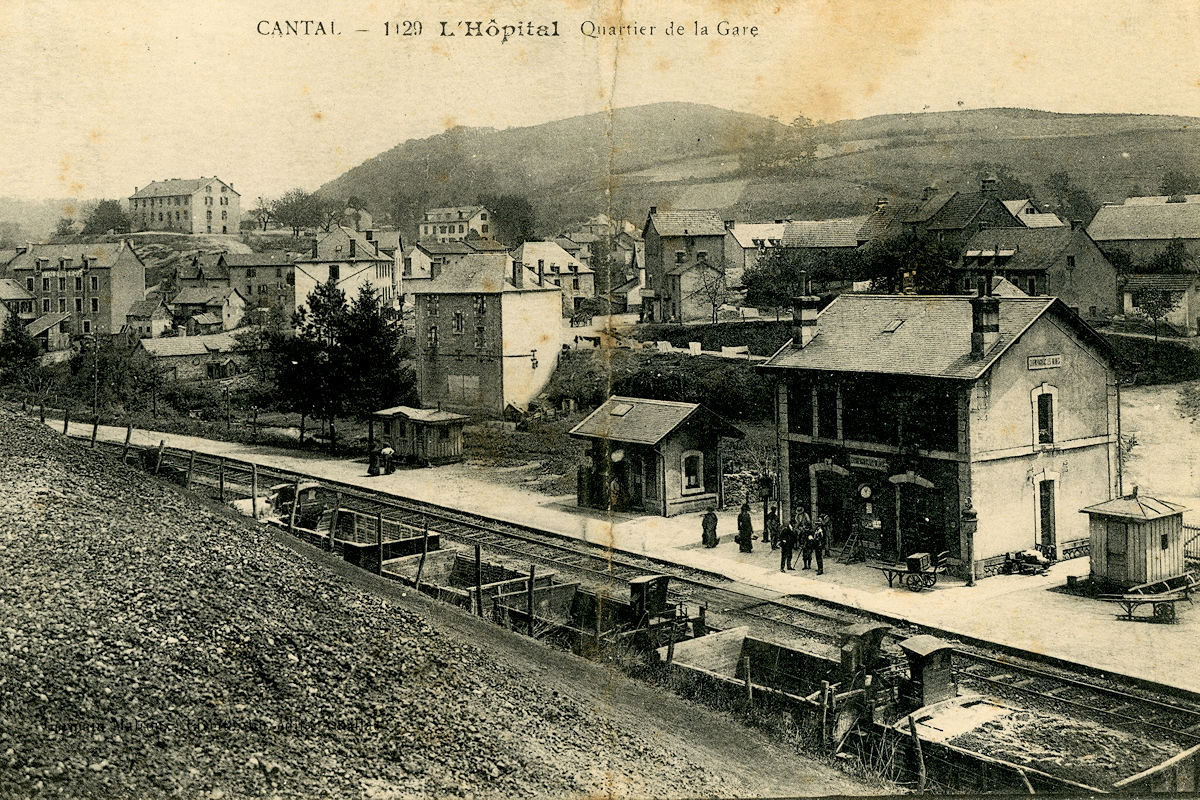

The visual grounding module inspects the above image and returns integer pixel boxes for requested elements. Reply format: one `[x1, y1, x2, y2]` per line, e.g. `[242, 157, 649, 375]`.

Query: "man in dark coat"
[701, 507, 719, 548]
[765, 506, 780, 549]
[813, 520, 827, 575]
[736, 503, 754, 553]
[778, 518, 797, 571]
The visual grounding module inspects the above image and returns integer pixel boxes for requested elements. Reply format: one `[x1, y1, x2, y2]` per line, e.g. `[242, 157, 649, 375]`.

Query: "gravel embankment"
[0, 409, 870, 799]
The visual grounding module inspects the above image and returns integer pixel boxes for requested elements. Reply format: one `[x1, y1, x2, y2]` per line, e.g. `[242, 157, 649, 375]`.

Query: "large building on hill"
[128, 177, 241, 234]
[408, 253, 561, 416]
[759, 289, 1119, 578]
[641, 207, 733, 324]
[3, 242, 146, 348]
[419, 206, 491, 243]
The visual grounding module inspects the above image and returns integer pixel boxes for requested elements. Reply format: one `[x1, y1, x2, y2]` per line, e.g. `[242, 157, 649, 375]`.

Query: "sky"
[2, 0, 1200, 202]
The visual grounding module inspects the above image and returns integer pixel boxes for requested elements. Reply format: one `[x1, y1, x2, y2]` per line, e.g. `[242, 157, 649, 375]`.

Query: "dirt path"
[1120, 382, 1200, 521]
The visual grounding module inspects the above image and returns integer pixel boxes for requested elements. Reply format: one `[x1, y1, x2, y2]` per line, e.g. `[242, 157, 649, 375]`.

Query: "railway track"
[87, 434, 1200, 745]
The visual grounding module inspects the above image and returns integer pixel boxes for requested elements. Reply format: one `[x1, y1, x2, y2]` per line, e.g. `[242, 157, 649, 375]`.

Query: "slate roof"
[126, 299, 164, 317]
[925, 192, 1017, 231]
[191, 312, 221, 326]
[1081, 493, 1189, 521]
[178, 253, 227, 281]
[418, 241, 476, 256]
[904, 191, 956, 224]
[220, 252, 293, 268]
[424, 205, 485, 220]
[857, 202, 916, 243]
[7, 242, 139, 271]
[25, 311, 70, 336]
[512, 241, 594, 274]
[1088, 199, 1200, 241]
[648, 209, 727, 237]
[372, 405, 468, 424]
[466, 238, 510, 253]
[297, 227, 393, 263]
[1122, 273, 1199, 292]
[140, 332, 238, 357]
[406, 253, 555, 295]
[366, 230, 402, 252]
[554, 237, 582, 252]
[727, 222, 790, 249]
[958, 227, 1078, 272]
[0, 278, 33, 302]
[569, 396, 743, 446]
[171, 286, 238, 307]
[781, 217, 869, 249]
[759, 294, 1095, 380]
[1002, 199, 1066, 228]
[130, 178, 206, 198]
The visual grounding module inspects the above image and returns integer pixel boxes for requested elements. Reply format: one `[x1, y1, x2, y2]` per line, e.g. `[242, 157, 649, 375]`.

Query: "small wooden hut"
[372, 405, 469, 465]
[1082, 488, 1189, 590]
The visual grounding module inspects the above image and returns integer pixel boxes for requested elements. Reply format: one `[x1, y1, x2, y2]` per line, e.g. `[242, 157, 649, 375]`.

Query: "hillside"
[317, 104, 1200, 235]
[0, 408, 869, 799]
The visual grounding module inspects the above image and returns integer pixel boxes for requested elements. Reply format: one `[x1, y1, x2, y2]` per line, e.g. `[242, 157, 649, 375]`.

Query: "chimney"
[922, 185, 936, 201]
[1070, 219, 1083, 231]
[774, 219, 784, 225]
[981, 174, 998, 195]
[790, 271, 820, 348]
[537, 260, 545, 286]
[349, 238, 356, 258]
[875, 197, 889, 212]
[364, 229, 374, 241]
[511, 260, 524, 289]
[430, 260, 442, 280]
[724, 220, 735, 230]
[649, 206, 657, 216]
[970, 280, 1001, 359]
[311, 239, 319, 259]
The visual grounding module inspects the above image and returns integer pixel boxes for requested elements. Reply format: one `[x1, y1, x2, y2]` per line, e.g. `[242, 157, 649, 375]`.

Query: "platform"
[56, 419, 1200, 696]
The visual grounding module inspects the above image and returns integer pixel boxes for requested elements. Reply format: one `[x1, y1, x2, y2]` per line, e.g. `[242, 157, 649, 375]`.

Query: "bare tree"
[688, 260, 735, 324]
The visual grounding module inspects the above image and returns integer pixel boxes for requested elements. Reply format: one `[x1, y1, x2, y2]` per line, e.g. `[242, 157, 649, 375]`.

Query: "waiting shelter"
[372, 405, 469, 466]
[569, 395, 744, 516]
[1082, 488, 1190, 590]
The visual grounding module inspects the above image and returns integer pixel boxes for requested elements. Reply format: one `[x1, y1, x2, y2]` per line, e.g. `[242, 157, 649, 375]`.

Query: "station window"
[681, 451, 704, 494]
[1037, 393, 1054, 443]
[453, 310, 465, 334]
[91, 276, 98, 291]
[91, 298, 99, 313]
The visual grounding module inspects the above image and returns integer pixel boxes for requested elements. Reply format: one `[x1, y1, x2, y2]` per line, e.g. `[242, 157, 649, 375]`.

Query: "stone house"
[128, 177, 240, 234]
[641, 208, 733, 323]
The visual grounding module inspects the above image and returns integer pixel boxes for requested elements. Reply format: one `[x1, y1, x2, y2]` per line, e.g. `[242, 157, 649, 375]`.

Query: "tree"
[0, 311, 41, 388]
[270, 189, 321, 237]
[688, 262, 735, 323]
[53, 218, 76, 238]
[1160, 170, 1200, 196]
[477, 193, 536, 245]
[82, 200, 130, 235]
[338, 284, 415, 416]
[861, 232, 958, 294]
[742, 248, 864, 307]
[1132, 289, 1181, 342]
[971, 163, 1033, 200]
[1146, 239, 1196, 274]
[1044, 171, 1097, 225]
[251, 197, 272, 231]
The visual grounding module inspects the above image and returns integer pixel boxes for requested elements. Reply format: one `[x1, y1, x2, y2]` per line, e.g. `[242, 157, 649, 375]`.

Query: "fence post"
[907, 715, 926, 792]
[375, 511, 384, 575]
[251, 463, 258, 518]
[474, 544, 483, 617]
[414, 517, 429, 591]
[288, 477, 300, 535]
[218, 457, 226, 502]
[39, 403, 45, 424]
[154, 440, 165, 475]
[743, 656, 753, 708]
[121, 422, 133, 463]
[62, 409, 70, 436]
[90, 416, 99, 447]
[526, 564, 536, 636]
[329, 492, 341, 552]
[185, 450, 196, 489]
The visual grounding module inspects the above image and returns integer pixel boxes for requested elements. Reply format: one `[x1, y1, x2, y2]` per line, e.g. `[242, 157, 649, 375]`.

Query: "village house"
[293, 226, 397, 314]
[3, 241, 146, 348]
[128, 177, 241, 234]
[169, 286, 246, 331]
[570, 396, 744, 517]
[1088, 194, 1200, 263]
[124, 297, 172, 339]
[512, 240, 596, 315]
[900, 175, 1024, 250]
[419, 206, 491, 243]
[1120, 273, 1200, 336]
[759, 286, 1119, 579]
[1002, 199, 1066, 228]
[137, 332, 245, 382]
[723, 220, 791, 277]
[641, 208, 734, 323]
[956, 223, 1120, 320]
[179, 252, 297, 314]
[408, 252, 561, 416]
[0, 278, 34, 332]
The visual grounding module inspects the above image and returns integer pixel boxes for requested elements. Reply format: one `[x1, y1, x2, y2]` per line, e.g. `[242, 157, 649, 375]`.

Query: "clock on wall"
[859, 484, 873, 500]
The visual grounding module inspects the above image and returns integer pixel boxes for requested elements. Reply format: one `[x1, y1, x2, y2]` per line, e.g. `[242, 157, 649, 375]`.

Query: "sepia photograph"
[2, 0, 1200, 796]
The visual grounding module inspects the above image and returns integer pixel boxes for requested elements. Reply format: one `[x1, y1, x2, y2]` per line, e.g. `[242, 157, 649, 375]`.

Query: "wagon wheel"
[921, 572, 937, 588]
[905, 573, 924, 592]
[1153, 602, 1177, 623]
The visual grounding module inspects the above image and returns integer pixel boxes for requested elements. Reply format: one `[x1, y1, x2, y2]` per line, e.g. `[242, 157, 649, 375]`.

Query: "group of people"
[700, 504, 831, 575]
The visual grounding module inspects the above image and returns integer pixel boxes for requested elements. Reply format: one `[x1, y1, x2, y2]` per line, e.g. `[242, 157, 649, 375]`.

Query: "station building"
[759, 287, 1120, 577]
